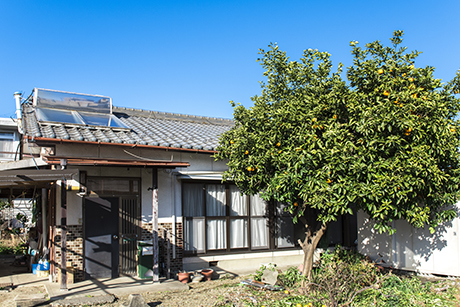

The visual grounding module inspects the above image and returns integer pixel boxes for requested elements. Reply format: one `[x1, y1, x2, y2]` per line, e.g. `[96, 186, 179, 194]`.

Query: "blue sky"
[1, 1, 459, 119]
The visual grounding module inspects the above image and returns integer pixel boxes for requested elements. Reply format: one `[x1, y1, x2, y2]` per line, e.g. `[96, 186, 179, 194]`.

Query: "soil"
[0, 284, 48, 307]
[108, 275, 271, 307]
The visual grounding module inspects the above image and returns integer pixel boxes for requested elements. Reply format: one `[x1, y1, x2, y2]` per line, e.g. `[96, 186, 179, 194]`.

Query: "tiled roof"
[22, 104, 234, 151]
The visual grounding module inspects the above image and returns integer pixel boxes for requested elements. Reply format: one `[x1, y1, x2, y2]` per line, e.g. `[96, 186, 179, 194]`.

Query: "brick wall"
[141, 222, 183, 276]
[52, 225, 84, 282]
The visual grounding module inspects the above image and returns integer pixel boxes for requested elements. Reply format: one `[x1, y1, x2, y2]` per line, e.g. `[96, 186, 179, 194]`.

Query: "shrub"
[306, 247, 384, 307]
[278, 266, 306, 289]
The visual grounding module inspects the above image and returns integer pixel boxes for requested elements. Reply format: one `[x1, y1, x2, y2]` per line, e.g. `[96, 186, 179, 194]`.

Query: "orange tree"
[214, 31, 460, 279]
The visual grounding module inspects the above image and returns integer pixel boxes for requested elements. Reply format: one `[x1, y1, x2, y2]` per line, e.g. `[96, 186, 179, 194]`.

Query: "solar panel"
[32, 88, 129, 129]
[33, 88, 111, 113]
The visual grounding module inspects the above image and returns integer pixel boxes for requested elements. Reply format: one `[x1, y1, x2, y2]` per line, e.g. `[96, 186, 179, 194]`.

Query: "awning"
[175, 171, 224, 181]
[0, 169, 78, 188]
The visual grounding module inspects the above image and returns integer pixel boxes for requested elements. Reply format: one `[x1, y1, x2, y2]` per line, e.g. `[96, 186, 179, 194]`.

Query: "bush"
[0, 243, 13, 254]
[306, 247, 383, 307]
[356, 274, 460, 307]
[278, 266, 306, 289]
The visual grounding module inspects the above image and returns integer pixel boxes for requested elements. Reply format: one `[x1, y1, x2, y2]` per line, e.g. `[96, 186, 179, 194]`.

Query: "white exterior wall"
[53, 143, 226, 226]
[52, 142, 308, 275]
[358, 210, 460, 276]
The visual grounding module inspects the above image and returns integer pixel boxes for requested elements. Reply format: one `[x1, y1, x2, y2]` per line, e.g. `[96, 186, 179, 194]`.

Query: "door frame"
[83, 176, 141, 279]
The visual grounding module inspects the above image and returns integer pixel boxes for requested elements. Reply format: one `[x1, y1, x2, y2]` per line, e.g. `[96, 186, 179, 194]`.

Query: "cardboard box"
[57, 267, 74, 284]
[37, 270, 49, 277]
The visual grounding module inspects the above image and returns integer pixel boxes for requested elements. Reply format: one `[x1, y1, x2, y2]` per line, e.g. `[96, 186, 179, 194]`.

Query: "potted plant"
[178, 271, 191, 283]
[200, 268, 213, 281]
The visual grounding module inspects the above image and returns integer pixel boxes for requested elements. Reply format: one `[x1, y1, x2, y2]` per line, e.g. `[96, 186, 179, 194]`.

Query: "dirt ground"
[109, 275, 253, 307]
[0, 284, 48, 307]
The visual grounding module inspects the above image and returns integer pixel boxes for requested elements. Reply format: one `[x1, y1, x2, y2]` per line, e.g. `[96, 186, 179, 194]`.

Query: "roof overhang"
[43, 156, 190, 168]
[0, 169, 78, 188]
[26, 136, 218, 154]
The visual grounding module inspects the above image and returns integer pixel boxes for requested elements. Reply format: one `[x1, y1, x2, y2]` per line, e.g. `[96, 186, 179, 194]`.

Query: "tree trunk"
[298, 221, 328, 280]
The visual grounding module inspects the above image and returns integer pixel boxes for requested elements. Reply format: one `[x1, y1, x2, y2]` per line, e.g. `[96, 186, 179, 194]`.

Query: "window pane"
[0, 132, 14, 140]
[206, 184, 226, 216]
[207, 219, 226, 250]
[87, 178, 132, 194]
[183, 183, 204, 217]
[230, 219, 248, 248]
[184, 218, 205, 252]
[251, 217, 268, 249]
[250, 194, 266, 216]
[276, 202, 291, 216]
[0, 139, 14, 160]
[132, 180, 139, 193]
[277, 216, 295, 248]
[230, 185, 247, 216]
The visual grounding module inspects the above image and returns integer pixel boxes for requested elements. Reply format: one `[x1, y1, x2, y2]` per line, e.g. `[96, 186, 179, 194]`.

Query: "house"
[0, 117, 34, 229]
[0, 88, 357, 285]
[7, 87, 457, 285]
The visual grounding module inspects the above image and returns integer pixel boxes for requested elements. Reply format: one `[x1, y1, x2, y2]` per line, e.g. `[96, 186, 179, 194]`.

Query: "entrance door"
[119, 196, 140, 276]
[84, 197, 119, 279]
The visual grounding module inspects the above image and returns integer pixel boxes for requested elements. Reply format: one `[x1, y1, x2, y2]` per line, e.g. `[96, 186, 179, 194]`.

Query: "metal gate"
[120, 196, 140, 276]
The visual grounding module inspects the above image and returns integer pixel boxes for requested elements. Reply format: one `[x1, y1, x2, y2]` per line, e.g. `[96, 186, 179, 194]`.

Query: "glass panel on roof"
[79, 112, 128, 128]
[34, 88, 111, 114]
[35, 108, 84, 125]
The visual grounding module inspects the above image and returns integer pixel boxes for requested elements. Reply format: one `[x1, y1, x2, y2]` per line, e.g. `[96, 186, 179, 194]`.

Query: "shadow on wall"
[358, 205, 458, 269]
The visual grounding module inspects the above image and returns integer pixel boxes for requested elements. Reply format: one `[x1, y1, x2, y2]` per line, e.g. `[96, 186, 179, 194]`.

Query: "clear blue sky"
[1, 1, 459, 119]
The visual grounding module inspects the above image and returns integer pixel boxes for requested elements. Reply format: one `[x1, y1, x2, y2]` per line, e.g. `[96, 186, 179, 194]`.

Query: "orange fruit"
[383, 90, 390, 96]
[378, 69, 384, 74]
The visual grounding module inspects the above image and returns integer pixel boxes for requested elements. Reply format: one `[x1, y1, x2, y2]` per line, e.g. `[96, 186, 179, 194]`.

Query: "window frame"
[182, 180, 301, 256]
[0, 131, 17, 161]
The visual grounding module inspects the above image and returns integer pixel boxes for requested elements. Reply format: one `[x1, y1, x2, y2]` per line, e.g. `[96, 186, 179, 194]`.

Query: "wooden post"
[152, 168, 159, 283]
[60, 180, 67, 290]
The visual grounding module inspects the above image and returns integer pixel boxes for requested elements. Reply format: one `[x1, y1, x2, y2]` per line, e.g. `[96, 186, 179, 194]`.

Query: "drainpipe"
[170, 172, 176, 259]
[14, 92, 23, 134]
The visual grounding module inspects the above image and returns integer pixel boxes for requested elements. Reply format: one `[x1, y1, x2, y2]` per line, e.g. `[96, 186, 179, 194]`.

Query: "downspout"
[13, 92, 23, 134]
[170, 172, 176, 259]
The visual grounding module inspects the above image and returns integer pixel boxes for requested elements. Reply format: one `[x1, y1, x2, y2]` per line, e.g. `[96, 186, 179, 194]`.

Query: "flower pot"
[201, 269, 213, 281]
[178, 272, 191, 283]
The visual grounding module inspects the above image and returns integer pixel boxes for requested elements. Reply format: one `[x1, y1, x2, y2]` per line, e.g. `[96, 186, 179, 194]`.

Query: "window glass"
[184, 218, 205, 252]
[183, 183, 204, 217]
[251, 217, 269, 248]
[276, 216, 295, 248]
[87, 178, 138, 194]
[229, 185, 247, 216]
[250, 194, 266, 216]
[206, 184, 226, 216]
[230, 219, 248, 248]
[207, 219, 226, 249]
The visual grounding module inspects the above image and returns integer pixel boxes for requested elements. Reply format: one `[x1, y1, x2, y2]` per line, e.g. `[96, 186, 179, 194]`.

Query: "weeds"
[239, 247, 460, 307]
